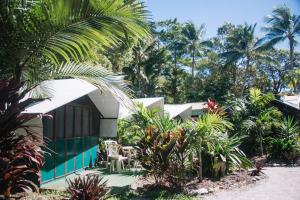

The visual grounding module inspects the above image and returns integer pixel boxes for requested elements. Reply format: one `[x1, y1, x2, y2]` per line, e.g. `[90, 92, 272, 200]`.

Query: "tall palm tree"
[258, 5, 300, 70]
[0, 0, 150, 100]
[182, 22, 206, 84]
[221, 24, 261, 96]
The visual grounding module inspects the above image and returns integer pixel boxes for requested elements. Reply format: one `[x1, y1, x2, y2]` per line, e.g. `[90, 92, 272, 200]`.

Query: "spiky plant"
[0, 78, 44, 198]
[66, 175, 108, 200]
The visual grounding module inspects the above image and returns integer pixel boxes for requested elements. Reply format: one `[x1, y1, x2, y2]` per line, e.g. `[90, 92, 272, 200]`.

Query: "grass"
[107, 186, 200, 200]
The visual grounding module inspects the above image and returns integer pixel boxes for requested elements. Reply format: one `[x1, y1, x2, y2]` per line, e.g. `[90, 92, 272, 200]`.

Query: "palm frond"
[25, 62, 132, 104]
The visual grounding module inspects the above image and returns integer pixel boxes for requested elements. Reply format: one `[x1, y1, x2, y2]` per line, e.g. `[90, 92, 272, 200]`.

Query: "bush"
[0, 79, 44, 198]
[138, 125, 177, 185]
[66, 175, 108, 200]
[267, 138, 299, 163]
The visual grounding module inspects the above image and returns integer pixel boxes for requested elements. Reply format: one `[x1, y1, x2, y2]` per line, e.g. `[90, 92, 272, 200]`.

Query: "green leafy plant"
[117, 104, 160, 145]
[240, 88, 282, 156]
[1, 0, 150, 101]
[0, 79, 44, 198]
[192, 112, 233, 181]
[66, 175, 108, 200]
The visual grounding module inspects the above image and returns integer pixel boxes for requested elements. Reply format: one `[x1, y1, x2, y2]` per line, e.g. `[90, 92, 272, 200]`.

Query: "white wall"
[179, 106, 192, 120]
[99, 119, 117, 137]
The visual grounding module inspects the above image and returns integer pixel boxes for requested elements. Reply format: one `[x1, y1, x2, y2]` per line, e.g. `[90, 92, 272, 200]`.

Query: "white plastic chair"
[107, 144, 127, 172]
[104, 140, 117, 169]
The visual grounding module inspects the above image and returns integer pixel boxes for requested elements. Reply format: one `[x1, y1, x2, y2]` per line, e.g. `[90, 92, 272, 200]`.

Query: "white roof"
[118, 97, 164, 119]
[281, 95, 300, 110]
[184, 102, 206, 110]
[164, 104, 192, 119]
[23, 79, 120, 118]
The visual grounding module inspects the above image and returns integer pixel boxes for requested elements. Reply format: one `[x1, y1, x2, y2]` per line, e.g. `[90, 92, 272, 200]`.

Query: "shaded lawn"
[108, 186, 200, 200]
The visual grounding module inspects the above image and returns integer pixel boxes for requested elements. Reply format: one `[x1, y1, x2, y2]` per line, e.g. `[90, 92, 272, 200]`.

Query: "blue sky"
[144, 0, 300, 50]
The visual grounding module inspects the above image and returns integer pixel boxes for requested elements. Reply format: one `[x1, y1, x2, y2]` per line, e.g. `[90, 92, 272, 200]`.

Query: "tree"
[157, 19, 186, 103]
[182, 22, 206, 83]
[123, 39, 166, 97]
[259, 5, 300, 70]
[0, 0, 150, 100]
[255, 49, 290, 94]
[221, 24, 262, 96]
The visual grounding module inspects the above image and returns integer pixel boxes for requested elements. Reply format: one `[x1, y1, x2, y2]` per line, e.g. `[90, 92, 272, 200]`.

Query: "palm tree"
[0, 0, 150, 99]
[258, 5, 300, 70]
[182, 22, 205, 84]
[221, 24, 261, 96]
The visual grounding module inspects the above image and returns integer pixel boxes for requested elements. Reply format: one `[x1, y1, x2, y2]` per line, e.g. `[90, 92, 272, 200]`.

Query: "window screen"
[65, 106, 74, 138]
[82, 108, 90, 136]
[74, 106, 82, 137]
[55, 107, 65, 139]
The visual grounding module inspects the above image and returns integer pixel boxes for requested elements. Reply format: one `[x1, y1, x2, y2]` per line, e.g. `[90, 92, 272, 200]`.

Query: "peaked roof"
[164, 104, 192, 119]
[280, 95, 300, 111]
[23, 79, 120, 118]
[118, 97, 164, 119]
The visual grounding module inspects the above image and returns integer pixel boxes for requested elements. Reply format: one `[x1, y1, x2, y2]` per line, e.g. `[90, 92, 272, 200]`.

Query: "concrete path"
[41, 168, 141, 191]
[205, 167, 300, 200]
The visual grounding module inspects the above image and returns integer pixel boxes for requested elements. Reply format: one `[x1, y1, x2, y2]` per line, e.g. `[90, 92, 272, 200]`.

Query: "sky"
[144, 0, 300, 50]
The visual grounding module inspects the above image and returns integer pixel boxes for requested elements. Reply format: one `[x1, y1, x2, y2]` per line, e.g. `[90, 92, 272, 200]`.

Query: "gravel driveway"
[205, 167, 300, 200]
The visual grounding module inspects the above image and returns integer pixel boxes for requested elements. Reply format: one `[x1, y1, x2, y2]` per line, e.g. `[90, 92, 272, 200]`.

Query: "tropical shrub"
[228, 88, 282, 156]
[117, 104, 160, 145]
[267, 117, 300, 163]
[192, 112, 233, 180]
[0, 79, 44, 198]
[66, 175, 108, 200]
[138, 125, 177, 185]
[167, 127, 192, 187]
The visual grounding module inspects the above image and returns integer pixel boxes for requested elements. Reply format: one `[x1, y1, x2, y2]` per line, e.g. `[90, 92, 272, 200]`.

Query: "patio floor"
[41, 168, 143, 191]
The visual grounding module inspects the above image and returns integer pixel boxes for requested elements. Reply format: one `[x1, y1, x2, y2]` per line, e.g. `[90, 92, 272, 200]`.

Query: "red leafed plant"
[204, 98, 226, 115]
[66, 174, 108, 200]
[0, 78, 44, 198]
[138, 125, 177, 186]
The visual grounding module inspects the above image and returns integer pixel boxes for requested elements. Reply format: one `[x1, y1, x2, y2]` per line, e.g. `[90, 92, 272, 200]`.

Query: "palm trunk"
[259, 131, 264, 156]
[289, 37, 294, 71]
[197, 142, 203, 182]
[191, 49, 195, 84]
[173, 49, 177, 103]
[241, 58, 250, 97]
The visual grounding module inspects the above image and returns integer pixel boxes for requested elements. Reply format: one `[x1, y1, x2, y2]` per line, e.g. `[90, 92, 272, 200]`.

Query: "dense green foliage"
[0, 0, 150, 100]
[122, 104, 252, 188]
[227, 88, 300, 162]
